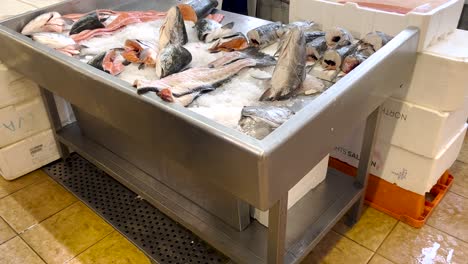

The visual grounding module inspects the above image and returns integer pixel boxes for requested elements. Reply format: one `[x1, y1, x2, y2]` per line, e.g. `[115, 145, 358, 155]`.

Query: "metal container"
[0, 0, 419, 262]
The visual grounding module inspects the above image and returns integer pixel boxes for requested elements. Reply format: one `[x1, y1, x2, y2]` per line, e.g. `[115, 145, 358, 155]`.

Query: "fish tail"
[222, 22, 234, 29]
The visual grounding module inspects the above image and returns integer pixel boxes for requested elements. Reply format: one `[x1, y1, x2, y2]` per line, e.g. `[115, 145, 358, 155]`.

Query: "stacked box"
[290, 0, 468, 196]
[253, 155, 330, 227]
[0, 62, 60, 180]
[290, 0, 465, 51]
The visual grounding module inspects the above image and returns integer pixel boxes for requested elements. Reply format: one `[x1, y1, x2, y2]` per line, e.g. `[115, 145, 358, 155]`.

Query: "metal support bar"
[346, 107, 380, 226]
[40, 87, 70, 159]
[267, 194, 288, 264]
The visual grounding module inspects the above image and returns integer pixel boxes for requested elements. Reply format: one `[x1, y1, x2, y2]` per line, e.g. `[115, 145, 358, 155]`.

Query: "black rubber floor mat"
[43, 153, 228, 264]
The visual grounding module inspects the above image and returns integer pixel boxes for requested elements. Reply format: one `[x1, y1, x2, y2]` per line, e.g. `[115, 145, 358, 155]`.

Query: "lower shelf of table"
[54, 122, 364, 264]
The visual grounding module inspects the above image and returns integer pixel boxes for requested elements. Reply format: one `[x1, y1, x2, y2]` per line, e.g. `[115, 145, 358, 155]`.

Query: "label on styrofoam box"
[0, 62, 40, 108]
[331, 123, 467, 195]
[253, 155, 330, 227]
[289, 0, 464, 51]
[392, 29, 468, 111]
[0, 96, 50, 148]
[1, 0, 36, 18]
[0, 129, 60, 180]
[378, 97, 468, 158]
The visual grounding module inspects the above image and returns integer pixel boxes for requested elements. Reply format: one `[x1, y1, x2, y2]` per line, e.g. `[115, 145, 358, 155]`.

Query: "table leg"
[346, 107, 380, 226]
[267, 194, 288, 264]
[40, 87, 70, 159]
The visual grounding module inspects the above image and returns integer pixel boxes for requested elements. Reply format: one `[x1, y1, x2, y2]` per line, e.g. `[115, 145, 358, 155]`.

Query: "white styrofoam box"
[0, 63, 40, 108]
[0, 0, 36, 20]
[0, 129, 60, 180]
[392, 29, 468, 111]
[54, 95, 76, 126]
[0, 97, 50, 148]
[332, 123, 467, 195]
[253, 155, 329, 227]
[377, 97, 468, 158]
[290, 0, 464, 51]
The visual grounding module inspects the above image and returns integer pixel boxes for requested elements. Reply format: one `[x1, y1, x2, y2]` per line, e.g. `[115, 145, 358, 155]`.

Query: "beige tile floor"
[0, 134, 465, 263]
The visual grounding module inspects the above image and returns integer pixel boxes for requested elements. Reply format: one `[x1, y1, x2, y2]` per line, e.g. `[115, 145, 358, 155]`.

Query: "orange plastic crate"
[329, 158, 454, 228]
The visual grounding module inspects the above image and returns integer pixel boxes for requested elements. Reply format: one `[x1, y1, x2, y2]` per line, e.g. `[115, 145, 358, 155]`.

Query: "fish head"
[159, 6, 188, 49]
[156, 44, 192, 78]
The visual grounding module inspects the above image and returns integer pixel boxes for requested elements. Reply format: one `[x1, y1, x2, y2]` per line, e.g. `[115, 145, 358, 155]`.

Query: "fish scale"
[137, 58, 257, 97]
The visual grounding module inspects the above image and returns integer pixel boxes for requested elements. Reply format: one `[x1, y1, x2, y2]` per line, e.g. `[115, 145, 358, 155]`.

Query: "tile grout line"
[373, 219, 399, 254]
[0, 214, 18, 246]
[17, 0, 41, 9]
[17, 200, 113, 263]
[337, 212, 400, 253]
[0, 235, 17, 247]
[63, 230, 116, 264]
[18, 200, 80, 236]
[448, 188, 468, 200]
[0, 176, 50, 201]
[425, 222, 468, 244]
[18, 235, 49, 264]
[366, 252, 395, 264]
[424, 191, 468, 244]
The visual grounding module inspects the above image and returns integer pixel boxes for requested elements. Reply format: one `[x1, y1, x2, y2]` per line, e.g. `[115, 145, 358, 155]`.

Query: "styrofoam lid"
[335, 0, 455, 14]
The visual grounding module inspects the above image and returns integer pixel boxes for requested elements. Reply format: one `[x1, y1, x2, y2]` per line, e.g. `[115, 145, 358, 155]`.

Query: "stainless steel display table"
[0, 0, 419, 263]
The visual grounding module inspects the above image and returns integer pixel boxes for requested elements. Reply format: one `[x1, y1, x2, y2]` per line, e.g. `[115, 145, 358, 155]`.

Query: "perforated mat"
[43, 153, 229, 264]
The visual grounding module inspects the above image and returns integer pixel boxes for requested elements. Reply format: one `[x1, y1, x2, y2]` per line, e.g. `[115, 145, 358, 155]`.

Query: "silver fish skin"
[362, 31, 393, 51]
[136, 58, 258, 97]
[159, 6, 188, 50]
[194, 19, 234, 43]
[247, 22, 284, 48]
[31, 32, 76, 49]
[69, 11, 105, 35]
[275, 29, 325, 56]
[325, 27, 354, 48]
[21, 12, 67, 35]
[155, 44, 192, 78]
[283, 21, 320, 35]
[304, 31, 326, 43]
[341, 50, 369, 73]
[183, 0, 219, 19]
[207, 47, 276, 68]
[260, 27, 306, 101]
[239, 106, 294, 140]
[322, 43, 358, 70]
[276, 30, 324, 57]
[305, 36, 327, 61]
